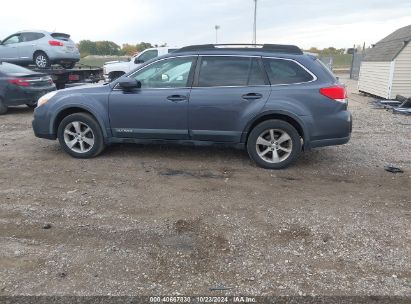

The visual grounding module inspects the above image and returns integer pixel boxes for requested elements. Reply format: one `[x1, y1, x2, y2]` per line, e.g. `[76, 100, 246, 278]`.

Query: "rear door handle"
[242, 93, 263, 100]
[167, 95, 188, 102]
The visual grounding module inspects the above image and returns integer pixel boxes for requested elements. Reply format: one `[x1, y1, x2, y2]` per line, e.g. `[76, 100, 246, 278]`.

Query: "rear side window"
[264, 58, 314, 84]
[197, 56, 265, 87]
[21, 32, 45, 42]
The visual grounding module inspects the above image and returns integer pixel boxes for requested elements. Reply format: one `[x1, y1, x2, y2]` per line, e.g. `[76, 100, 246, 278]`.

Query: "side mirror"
[117, 77, 141, 90]
[134, 58, 144, 64]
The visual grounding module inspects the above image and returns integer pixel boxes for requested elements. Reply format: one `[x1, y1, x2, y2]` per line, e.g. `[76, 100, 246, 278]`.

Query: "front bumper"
[32, 105, 56, 140]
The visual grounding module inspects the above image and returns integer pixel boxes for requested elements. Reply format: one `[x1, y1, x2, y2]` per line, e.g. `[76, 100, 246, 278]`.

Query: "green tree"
[121, 43, 138, 56]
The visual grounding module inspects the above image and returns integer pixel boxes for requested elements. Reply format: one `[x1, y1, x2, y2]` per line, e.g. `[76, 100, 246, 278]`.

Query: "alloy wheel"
[35, 55, 48, 68]
[255, 129, 293, 163]
[63, 121, 95, 153]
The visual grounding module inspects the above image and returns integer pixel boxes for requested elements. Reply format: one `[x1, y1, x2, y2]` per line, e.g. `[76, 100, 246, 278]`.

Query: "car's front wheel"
[57, 113, 105, 158]
[247, 119, 301, 169]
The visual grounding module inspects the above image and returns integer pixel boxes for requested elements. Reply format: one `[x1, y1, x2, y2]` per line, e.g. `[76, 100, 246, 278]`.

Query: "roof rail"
[175, 44, 303, 55]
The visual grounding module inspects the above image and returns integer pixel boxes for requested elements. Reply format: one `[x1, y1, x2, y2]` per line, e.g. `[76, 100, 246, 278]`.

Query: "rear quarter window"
[264, 58, 314, 85]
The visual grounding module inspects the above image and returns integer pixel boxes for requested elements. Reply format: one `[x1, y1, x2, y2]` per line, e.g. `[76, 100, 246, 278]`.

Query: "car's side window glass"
[138, 50, 159, 63]
[3, 35, 20, 45]
[132, 57, 194, 88]
[21, 32, 44, 42]
[248, 58, 266, 86]
[197, 56, 265, 87]
[264, 58, 314, 84]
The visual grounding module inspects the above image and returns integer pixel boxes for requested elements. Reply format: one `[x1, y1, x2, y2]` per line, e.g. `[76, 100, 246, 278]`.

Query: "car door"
[188, 55, 271, 142]
[109, 56, 197, 140]
[0, 34, 21, 62]
[19, 32, 43, 61]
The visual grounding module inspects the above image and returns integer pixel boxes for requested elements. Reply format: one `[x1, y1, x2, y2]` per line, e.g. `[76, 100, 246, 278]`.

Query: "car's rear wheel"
[57, 113, 105, 158]
[247, 119, 301, 169]
[0, 98, 8, 115]
[61, 62, 76, 69]
[34, 51, 50, 69]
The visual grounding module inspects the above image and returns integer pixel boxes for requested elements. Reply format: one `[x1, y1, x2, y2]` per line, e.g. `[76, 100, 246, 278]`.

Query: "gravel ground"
[0, 75, 410, 296]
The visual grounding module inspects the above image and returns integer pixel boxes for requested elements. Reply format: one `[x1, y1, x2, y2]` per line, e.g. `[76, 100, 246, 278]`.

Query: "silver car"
[0, 30, 80, 69]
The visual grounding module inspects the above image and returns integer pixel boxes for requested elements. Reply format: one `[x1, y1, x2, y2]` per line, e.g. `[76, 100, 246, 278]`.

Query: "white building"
[358, 25, 411, 99]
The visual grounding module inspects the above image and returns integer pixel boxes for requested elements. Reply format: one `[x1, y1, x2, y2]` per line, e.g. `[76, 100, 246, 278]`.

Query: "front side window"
[2, 35, 20, 45]
[132, 57, 194, 88]
[197, 56, 265, 87]
[137, 50, 159, 63]
[264, 58, 314, 85]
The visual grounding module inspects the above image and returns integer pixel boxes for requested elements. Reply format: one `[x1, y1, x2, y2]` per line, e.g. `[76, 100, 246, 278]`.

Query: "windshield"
[0, 62, 33, 74]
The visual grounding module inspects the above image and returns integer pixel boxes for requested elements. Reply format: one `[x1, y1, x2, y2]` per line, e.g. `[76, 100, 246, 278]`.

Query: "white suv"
[103, 47, 178, 81]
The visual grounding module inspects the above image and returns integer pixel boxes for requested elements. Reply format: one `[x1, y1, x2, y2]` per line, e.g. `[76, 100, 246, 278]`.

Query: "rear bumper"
[303, 110, 352, 149]
[309, 135, 351, 148]
[4, 86, 56, 106]
[47, 48, 80, 62]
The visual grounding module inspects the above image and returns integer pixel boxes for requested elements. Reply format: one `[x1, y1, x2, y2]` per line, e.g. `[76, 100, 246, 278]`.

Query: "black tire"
[109, 71, 125, 82]
[247, 119, 301, 169]
[57, 113, 105, 158]
[0, 98, 8, 115]
[60, 62, 76, 69]
[34, 51, 51, 69]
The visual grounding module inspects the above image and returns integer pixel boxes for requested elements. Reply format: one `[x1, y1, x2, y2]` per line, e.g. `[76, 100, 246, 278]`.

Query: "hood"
[57, 83, 110, 95]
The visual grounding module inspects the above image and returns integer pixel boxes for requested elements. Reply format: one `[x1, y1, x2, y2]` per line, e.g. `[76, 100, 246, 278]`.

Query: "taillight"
[48, 40, 63, 46]
[8, 78, 30, 87]
[319, 85, 347, 103]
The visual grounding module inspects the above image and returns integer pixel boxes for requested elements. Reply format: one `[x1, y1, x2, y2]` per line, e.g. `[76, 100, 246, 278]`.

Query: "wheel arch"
[51, 106, 108, 139]
[242, 111, 310, 149]
[33, 49, 48, 60]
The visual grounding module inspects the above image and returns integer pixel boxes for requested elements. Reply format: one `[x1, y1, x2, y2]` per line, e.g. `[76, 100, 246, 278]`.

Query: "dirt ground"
[0, 75, 410, 297]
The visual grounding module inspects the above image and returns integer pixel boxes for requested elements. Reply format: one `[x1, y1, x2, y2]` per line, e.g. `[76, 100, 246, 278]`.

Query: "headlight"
[37, 91, 58, 107]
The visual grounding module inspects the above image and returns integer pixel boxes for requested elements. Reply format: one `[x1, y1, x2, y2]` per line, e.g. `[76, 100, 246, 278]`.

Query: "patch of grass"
[78, 56, 129, 68]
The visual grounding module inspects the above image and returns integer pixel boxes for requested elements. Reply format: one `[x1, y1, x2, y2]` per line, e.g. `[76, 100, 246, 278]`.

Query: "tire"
[57, 113, 105, 158]
[0, 98, 8, 115]
[109, 71, 125, 82]
[247, 119, 301, 169]
[60, 62, 75, 69]
[34, 51, 50, 69]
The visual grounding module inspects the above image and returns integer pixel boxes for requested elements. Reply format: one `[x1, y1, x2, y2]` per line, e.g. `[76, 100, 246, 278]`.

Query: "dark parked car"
[0, 62, 56, 114]
[32, 44, 352, 169]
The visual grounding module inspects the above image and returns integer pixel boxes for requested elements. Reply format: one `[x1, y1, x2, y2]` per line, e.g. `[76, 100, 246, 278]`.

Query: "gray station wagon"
[32, 44, 352, 169]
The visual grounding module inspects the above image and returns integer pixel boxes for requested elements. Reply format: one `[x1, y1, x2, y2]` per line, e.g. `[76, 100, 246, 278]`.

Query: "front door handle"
[167, 95, 188, 102]
[242, 93, 263, 100]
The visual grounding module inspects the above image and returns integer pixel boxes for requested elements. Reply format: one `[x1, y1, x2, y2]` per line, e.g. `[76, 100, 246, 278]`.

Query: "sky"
[1, 0, 410, 49]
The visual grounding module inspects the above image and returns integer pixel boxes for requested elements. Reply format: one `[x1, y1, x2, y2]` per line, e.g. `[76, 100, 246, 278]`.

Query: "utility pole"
[215, 25, 220, 43]
[252, 0, 257, 44]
